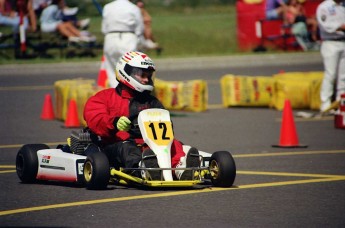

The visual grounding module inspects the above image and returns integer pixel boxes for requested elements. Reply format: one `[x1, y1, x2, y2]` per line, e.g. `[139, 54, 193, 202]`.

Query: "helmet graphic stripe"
[115, 51, 155, 92]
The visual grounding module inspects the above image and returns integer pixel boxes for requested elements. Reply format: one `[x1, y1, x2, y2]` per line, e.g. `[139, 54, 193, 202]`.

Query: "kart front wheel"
[209, 151, 236, 187]
[83, 152, 110, 190]
[16, 144, 49, 183]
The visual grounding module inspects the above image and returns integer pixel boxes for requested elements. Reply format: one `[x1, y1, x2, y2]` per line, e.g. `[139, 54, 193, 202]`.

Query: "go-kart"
[16, 108, 236, 189]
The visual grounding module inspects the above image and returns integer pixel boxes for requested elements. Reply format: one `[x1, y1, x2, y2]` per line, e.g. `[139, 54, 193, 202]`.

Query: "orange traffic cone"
[97, 55, 108, 88]
[272, 99, 307, 148]
[64, 99, 80, 128]
[40, 94, 55, 120]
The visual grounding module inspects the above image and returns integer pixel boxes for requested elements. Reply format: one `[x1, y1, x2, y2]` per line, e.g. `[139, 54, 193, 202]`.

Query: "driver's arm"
[83, 90, 120, 138]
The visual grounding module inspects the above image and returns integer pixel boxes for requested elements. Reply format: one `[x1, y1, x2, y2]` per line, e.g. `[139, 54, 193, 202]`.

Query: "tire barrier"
[220, 71, 324, 110]
[154, 79, 208, 112]
[51, 72, 324, 126]
[271, 72, 323, 110]
[53, 78, 208, 126]
[220, 75, 274, 107]
[54, 79, 101, 126]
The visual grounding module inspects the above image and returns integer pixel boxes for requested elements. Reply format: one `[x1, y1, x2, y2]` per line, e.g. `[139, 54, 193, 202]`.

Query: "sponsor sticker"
[42, 155, 51, 164]
[78, 163, 84, 175]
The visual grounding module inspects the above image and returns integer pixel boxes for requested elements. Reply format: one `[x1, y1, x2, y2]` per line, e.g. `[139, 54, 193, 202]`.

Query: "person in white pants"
[101, 0, 144, 88]
[316, 0, 345, 112]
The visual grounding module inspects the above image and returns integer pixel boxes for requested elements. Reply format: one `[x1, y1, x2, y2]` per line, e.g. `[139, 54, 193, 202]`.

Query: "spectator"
[136, 0, 160, 50]
[300, 0, 319, 42]
[266, 0, 288, 20]
[58, 0, 90, 30]
[284, 0, 319, 50]
[101, 0, 144, 88]
[316, 0, 345, 113]
[32, 0, 50, 17]
[33, 0, 90, 29]
[0, 0, 37, 32]
[40, 0, 95, 42]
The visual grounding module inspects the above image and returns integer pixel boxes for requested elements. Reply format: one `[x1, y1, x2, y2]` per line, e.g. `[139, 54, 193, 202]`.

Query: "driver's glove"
[116, 116, 131, 131]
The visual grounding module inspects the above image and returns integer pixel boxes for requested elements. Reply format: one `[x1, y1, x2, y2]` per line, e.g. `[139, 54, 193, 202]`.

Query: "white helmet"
[115, 51, 156, 92]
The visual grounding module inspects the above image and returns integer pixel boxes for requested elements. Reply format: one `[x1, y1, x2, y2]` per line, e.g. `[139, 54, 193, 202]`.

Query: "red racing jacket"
[83, 85, 185, 167]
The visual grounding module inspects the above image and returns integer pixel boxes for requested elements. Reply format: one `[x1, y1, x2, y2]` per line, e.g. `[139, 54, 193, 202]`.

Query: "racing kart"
[16, 108, 236, 189]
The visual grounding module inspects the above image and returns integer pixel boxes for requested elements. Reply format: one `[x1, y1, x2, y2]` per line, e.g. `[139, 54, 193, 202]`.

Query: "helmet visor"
[125, 65, 155, 86]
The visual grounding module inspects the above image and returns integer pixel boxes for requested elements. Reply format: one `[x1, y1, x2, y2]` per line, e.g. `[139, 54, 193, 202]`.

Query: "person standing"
[316, 0, 345, 112]
[101, 0, 144, 88]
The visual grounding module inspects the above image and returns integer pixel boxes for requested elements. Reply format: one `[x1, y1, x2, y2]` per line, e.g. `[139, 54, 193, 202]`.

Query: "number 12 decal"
[144, 121, 174, 146]
[149, 122, 170, 140]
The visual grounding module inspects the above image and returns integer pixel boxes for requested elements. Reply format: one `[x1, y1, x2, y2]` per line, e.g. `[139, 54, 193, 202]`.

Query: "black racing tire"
[209, 151, 236, 187]
[83, 152, 110, 190]
[16, 144, 49, 183]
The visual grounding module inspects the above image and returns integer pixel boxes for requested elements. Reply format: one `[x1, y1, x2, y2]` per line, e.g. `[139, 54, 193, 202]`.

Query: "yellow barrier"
[154, 79, 208, 112]
[55, 77, 208, 128]
[271, 72, 323, 110]
[54, 78, 96, 121]
[75, 85, 103, 127]
[220, 72, 323, 110]
[220, 74, 274, 107]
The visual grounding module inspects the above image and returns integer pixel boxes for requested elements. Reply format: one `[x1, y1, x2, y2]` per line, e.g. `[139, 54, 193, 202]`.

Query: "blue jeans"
[0, 13, 29, 32]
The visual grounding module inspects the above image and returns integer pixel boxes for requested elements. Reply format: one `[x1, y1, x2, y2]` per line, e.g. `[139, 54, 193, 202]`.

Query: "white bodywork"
[138, 109, 212, 181]
[34, 109, 212, 183]
[138, 109, 174, 181]
[37, 149, 86, 182]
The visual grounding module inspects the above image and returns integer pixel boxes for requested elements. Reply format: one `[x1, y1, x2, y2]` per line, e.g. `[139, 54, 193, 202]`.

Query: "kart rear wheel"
[209, 151, 236, 187]
[83, 152, 110, 190]
[16, 144, 49, 183]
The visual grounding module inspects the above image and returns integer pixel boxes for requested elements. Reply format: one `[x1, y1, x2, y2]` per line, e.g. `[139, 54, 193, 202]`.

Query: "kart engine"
[70, 130, 92, 154]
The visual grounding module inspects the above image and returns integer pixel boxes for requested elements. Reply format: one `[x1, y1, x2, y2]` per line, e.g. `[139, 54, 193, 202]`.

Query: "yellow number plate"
[143, 121, 174, 146]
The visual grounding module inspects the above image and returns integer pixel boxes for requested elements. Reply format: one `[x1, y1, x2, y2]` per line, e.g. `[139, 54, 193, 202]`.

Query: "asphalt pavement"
[1, 51, 345, 227]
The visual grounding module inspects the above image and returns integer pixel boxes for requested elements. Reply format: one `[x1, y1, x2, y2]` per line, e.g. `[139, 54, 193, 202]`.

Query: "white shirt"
[101, 0, 144, 37]
[40, 4, 61, 24]
[316, 0, 345, 40]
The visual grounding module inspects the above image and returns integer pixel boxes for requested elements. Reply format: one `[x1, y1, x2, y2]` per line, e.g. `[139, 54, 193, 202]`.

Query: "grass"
[0, 4, 247, 64]
[152, 13, 237, 57]
[84, 4, 239, 58]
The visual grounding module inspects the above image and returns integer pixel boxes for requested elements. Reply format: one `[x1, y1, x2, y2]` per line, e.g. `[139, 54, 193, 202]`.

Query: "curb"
[0, 52, 322, 75]
[155, 52, 322, 70]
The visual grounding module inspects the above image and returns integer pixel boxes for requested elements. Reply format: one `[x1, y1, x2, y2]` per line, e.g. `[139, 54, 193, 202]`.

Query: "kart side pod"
[16, 144, 86, 183]
[36, 149, 86, 182]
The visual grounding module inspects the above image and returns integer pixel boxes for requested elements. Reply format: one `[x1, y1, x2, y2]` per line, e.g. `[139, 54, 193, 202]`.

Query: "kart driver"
[83, 51, 200, 181]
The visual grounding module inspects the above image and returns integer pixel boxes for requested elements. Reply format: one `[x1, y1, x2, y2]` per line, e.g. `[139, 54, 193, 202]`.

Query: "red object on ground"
[97, 55, 107, 88]
[41, 94, 55, 120]
[273, 99, 308, 148]
[334, 94, 345, 129]
[64, 99, 80, 128]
